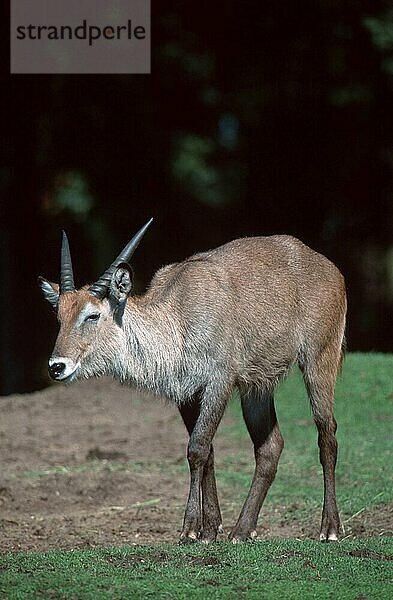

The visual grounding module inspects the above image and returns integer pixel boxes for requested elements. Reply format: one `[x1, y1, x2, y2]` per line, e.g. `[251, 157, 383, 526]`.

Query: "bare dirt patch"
[0, 378, 391, 551]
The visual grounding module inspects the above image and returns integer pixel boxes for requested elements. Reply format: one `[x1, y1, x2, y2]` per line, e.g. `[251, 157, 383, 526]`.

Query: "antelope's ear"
[38, 276, 60, 309]
[109, 262, 133, 304]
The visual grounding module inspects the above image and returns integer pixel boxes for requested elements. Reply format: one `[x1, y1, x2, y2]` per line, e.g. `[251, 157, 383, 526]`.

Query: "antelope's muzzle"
[48, 357, 79, 381]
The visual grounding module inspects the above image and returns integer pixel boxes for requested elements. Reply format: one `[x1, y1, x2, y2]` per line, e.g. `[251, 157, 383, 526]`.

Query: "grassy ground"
[1, 353, 392, 598]
[1, 538, 392, 599]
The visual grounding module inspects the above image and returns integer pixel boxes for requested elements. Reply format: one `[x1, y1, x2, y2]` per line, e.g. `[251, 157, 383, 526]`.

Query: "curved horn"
[89, 218, 153, 299]
[60, 231, 75, 293]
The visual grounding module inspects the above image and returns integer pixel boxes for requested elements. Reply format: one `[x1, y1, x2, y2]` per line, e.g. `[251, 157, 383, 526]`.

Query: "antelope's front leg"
[180, 387, 229, 544]
[180, 447, 204, 542]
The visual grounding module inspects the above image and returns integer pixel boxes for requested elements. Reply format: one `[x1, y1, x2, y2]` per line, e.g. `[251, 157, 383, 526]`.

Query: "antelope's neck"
[117, 300, 186, 400]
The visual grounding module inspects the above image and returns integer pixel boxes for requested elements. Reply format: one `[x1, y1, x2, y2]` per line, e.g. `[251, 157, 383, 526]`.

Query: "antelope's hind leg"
[229, 388, 284, 543]
[301, 344, 342, 542]
[178, 392, 223, 543]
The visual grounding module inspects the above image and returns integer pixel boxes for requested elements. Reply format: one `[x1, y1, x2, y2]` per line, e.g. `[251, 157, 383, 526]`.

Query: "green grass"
[2, 353, 392, 599]
[1, 539, 392, 599]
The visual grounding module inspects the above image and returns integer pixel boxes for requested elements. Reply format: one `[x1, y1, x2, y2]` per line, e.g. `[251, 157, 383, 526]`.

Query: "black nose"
[49, 362, 65, 379]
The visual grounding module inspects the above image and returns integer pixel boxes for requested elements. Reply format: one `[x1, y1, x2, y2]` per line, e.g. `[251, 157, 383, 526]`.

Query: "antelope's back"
[146, 235, 346, 384]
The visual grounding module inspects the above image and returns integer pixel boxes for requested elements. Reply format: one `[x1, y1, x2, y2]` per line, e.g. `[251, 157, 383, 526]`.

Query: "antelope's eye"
[84, 313, 100, 323]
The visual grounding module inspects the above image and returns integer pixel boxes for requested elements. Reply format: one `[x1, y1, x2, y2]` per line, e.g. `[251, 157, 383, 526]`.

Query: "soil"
[0, 378, 391, 552]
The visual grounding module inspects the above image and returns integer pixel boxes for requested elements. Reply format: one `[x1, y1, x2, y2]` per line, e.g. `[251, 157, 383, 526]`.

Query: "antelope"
[39, 219, 346, 543]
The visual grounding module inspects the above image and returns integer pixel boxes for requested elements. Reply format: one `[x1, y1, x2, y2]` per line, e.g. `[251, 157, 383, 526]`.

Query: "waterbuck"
[39, 219, 346, 543]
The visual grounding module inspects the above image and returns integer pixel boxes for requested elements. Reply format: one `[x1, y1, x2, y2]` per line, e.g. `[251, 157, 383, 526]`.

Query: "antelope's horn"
[89, 218, 153, 299]
[60, 231, 75, 294]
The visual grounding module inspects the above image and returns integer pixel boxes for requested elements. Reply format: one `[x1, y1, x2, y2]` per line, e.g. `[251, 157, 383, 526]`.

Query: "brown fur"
[40, 234, 346, 543]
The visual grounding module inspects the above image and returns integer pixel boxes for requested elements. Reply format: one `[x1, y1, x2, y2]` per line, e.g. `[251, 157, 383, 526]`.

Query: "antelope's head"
[39, 219, 152, 383]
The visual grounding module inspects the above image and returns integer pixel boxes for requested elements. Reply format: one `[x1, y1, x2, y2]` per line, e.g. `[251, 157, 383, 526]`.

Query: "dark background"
[1, 1, 392, 395]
